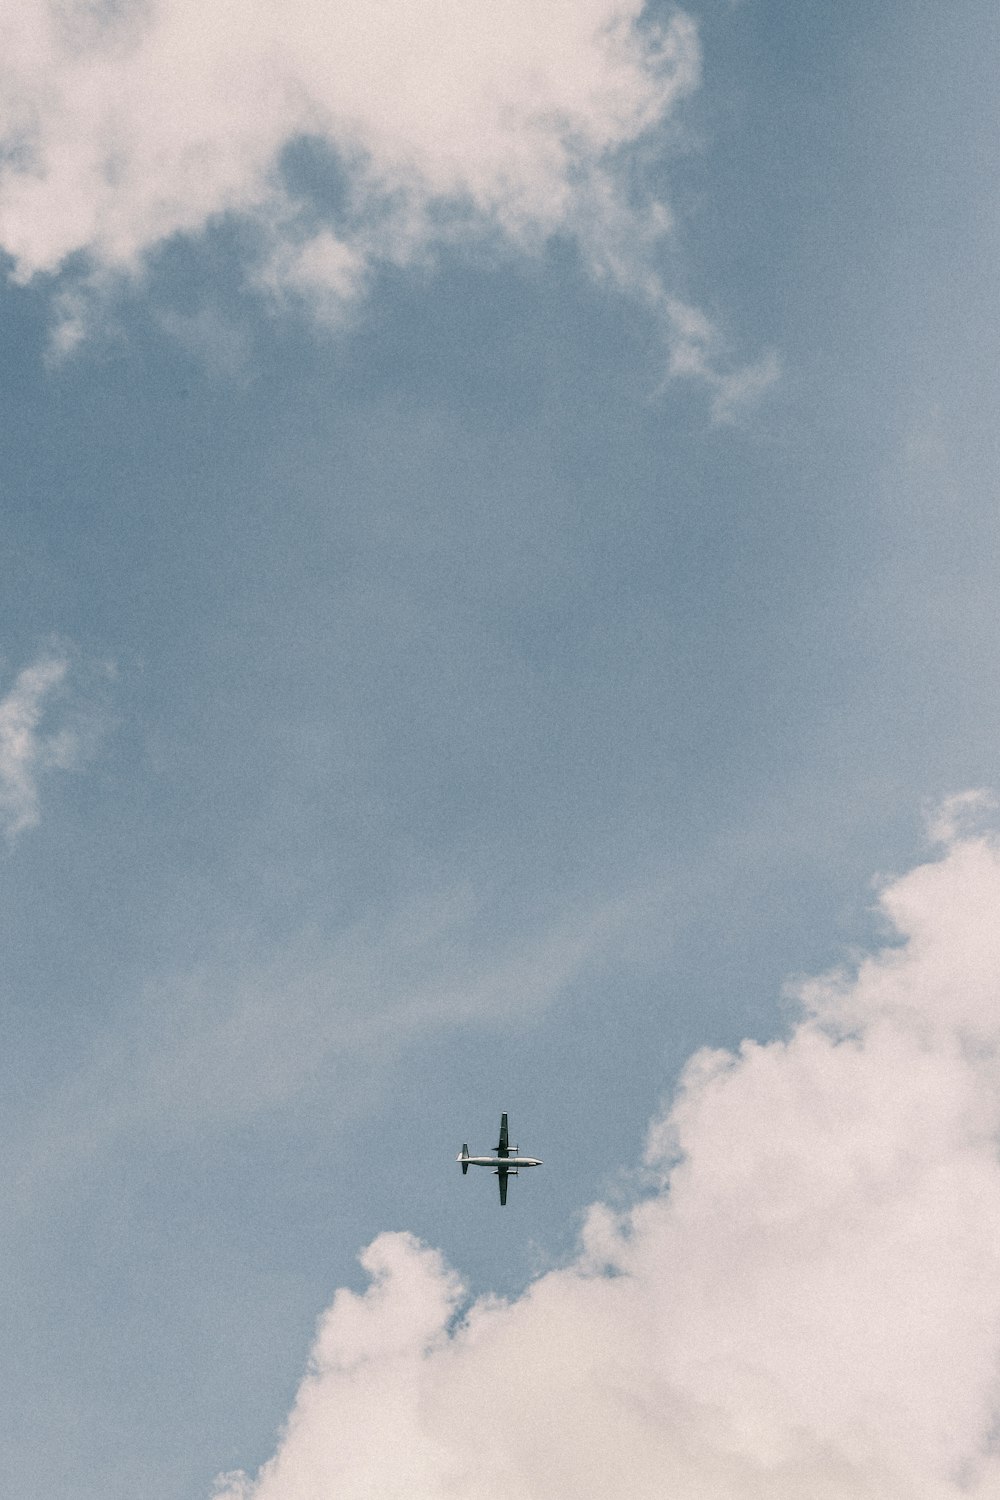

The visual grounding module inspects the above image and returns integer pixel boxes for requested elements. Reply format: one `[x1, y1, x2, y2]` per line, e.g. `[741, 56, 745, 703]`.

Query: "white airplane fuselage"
[463, 1155, 542, 1169]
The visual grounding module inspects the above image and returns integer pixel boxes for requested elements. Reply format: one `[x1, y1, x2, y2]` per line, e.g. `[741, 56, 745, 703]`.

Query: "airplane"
[457, 1112, 542, 1205]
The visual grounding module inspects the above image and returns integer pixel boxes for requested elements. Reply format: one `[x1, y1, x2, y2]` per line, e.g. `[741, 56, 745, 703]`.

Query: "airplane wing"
[497, 1166, 508, 1206]
[496, 1112, 509, 1158]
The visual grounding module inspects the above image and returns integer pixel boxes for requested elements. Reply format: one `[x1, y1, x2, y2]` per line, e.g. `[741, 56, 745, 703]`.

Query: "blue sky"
[3, 3, 1000, 1496]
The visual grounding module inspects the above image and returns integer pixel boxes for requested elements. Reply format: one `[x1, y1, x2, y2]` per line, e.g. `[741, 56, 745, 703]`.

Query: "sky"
[2, 2, 1000, 1496]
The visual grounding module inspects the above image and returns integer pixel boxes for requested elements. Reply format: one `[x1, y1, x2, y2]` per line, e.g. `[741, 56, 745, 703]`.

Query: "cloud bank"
[216, 824, 1000, 1498]
[0, 649, 97, 839]
[0, 0, 774, 404]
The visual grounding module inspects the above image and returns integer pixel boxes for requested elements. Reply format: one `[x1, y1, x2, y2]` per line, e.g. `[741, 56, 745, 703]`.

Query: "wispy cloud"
[0, 0, 773, 405]
[925, 787, 997, 846]
[0, 649, 103, 840]
[217, 813, 1000, 1498]
[9, 879, 643, 1209]
[664, 296, 781, 422]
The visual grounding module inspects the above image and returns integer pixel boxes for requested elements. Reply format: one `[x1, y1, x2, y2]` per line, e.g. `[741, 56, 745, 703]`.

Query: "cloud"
[9, 880, 641, 1212]
[217, 819, 1000, 1498]
[0, 649, 103, 839]
[0, 0, 773, 403]
[663, 296, 781, 421]
[925, 788, 997, 847]
[125, 883, 628, 1125]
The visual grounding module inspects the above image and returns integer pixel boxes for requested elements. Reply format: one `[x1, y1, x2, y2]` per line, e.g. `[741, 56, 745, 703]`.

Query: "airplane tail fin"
[459, 1144, 469, 1175]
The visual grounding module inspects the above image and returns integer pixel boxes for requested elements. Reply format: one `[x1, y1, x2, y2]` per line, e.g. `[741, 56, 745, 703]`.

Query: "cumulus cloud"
[217, 821, 1000, 1498]
[0, 0, 774, 404]
[0, 649, 100, 839]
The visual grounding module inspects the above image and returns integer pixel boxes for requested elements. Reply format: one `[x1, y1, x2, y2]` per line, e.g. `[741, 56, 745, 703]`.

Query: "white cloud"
[217, 820, 1000, 1498]
[0, 0, 773, 403]
[926, 788, 997, 847]
[0, 650, 93, 839]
